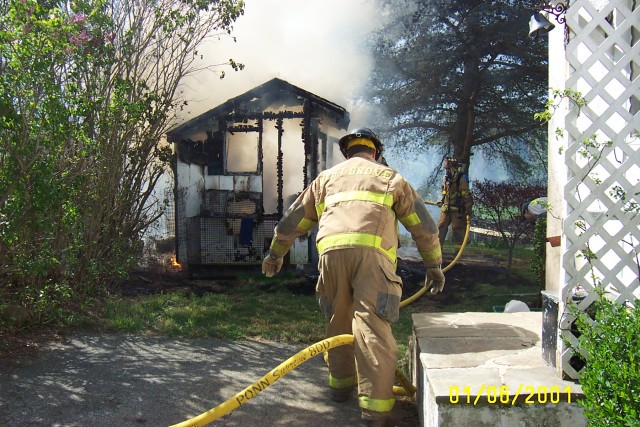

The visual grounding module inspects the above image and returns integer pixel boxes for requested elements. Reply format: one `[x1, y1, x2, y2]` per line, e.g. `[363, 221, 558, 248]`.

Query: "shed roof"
[167, 78, 350, 138]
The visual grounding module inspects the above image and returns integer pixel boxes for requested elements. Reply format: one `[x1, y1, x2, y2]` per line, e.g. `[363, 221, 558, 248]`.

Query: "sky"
[178, 0, 383, 127]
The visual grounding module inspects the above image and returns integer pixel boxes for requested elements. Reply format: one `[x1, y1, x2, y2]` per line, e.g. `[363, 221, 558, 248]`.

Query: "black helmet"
[338, 128, 383, 160]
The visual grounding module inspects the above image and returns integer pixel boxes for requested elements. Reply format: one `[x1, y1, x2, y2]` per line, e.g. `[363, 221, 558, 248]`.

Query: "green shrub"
[530, 217, 546, 307]
[575, 297, 640, 426]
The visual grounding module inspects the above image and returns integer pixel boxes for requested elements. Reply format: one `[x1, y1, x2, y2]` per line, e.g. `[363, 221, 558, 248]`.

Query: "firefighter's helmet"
[444, 157, 459, 169]
[338, 128, 383, 160]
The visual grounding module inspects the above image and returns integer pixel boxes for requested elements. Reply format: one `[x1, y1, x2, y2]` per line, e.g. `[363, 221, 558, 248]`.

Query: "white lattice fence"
[560, 0, 640, 380]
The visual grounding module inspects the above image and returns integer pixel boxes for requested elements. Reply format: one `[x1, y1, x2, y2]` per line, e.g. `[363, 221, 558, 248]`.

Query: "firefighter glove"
[425, 266, 445, 294]
[262, 254, 283, 278]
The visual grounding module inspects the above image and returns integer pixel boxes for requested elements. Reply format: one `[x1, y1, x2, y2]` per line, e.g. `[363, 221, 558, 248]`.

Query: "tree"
[0, 0, 244, 323]
[365, 0, 548, 182]
[472, 180, 546, 273]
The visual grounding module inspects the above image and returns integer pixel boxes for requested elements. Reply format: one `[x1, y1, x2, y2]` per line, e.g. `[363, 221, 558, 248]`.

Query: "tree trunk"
[453, 56, 480, 169]
[507, 242, 515, 276]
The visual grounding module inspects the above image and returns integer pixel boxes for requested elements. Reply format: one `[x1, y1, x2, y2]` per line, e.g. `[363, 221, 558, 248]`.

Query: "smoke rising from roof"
[178, 0, 383, 127]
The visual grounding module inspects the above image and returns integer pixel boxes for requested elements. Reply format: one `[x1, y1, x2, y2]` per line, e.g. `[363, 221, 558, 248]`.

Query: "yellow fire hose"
[169, 334, 415, 427]
[399, 212, 471, 308]
[170, 203, 470, 427]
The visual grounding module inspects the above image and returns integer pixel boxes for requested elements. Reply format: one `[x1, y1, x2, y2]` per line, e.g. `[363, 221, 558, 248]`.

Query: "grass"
[103, 280, 327, 342]
[94, 242, 537, 377]
[101, 284, 418, 375]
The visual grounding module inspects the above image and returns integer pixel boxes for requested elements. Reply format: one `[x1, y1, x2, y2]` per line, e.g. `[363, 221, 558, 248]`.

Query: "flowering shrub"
[0, 0, 244, 326]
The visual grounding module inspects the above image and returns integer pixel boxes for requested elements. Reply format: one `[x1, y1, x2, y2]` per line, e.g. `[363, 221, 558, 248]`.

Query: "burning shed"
[167, 78, 350, 275]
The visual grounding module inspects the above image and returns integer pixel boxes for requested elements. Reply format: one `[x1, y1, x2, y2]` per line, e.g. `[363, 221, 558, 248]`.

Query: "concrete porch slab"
[410, 312, 585, 427]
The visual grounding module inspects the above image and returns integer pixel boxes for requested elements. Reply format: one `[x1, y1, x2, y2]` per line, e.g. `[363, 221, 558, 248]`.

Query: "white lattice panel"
[560, 0, 640, 380]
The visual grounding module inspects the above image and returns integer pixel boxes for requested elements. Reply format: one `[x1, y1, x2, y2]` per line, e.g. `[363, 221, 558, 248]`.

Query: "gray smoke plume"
[178, 0, 383, 126]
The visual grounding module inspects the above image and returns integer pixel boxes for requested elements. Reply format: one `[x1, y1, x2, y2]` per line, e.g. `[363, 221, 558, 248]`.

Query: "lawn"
[98, 242, 539, 376]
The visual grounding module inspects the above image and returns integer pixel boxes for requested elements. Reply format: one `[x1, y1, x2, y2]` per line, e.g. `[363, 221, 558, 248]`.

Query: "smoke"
[226, 132, 259, 172]
[262, 118, 306, 213]
[178, 0, 383, 126]
[174, 1, 515, 200]
[172, 0, 390, 215]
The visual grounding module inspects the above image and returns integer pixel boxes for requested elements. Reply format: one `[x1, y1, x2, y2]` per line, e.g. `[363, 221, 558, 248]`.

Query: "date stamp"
[448, 385, 573, 405]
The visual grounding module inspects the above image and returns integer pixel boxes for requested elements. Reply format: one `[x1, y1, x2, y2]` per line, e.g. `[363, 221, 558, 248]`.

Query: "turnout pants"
[316, 248, 402, 420]
[437, 209, 467, 245]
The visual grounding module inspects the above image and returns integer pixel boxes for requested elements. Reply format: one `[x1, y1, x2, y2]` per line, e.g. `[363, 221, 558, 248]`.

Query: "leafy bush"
[0, 0, 244, 327]
[575, 297, 640, 426]
[472, 180, 546, 272]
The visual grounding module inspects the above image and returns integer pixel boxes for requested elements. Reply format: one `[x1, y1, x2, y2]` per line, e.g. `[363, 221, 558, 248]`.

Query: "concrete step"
[409, 312, 585, 427]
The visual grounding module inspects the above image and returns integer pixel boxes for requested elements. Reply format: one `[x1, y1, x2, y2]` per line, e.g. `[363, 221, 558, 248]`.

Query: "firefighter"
[522, 197, 548, 223]
[437, 157, 473, 246]
[262, 128, 444, 426]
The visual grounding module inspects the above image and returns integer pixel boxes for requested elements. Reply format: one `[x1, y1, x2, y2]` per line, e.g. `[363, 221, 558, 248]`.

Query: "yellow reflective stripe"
[325, 190, 393, 207]
[399, 212, 420, 228]
[347, 137, 376, 150]
[329, 374, 357, 389]
[419, 247, 442, 263]
[297, 217, 316, 232]
[270, 238, 289, 254]
[316, 191, 393, 219]
[316, 233, 396, 264]
[359, 396, 395, 412]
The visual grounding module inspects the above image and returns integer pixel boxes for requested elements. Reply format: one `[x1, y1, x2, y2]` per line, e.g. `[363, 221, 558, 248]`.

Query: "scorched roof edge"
[167, 77, 350, 137]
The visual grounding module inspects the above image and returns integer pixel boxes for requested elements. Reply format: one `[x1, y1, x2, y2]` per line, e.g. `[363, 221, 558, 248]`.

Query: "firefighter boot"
[330, 386, 354, 402]
[361, 408, 391, 426]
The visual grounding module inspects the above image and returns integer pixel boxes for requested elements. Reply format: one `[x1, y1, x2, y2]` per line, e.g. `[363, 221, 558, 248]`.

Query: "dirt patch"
[110, 251, 539, 312]
[0, 327, 65, 364]
[397, 253, 540, 312]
